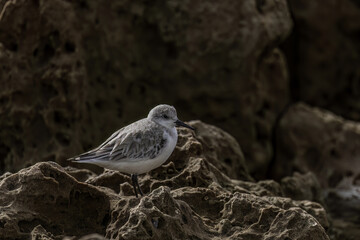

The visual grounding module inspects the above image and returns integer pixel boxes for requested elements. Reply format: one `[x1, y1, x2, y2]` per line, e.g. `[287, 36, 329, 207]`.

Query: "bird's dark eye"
[163, 114, 169, 119]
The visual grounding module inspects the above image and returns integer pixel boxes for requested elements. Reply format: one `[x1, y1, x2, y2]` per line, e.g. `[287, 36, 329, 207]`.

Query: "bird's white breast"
[159, 127, 178, 163]
[134, 127, 178, 174]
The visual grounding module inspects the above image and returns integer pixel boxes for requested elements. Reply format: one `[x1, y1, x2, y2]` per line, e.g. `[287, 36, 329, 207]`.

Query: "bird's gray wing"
[71, 120, 166, 162]
[68, 128, 123, 162]
[109, 125, 167, 161]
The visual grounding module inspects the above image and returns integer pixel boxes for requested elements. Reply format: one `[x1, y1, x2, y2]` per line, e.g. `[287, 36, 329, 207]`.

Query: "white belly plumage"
[93, 128, 178, 174]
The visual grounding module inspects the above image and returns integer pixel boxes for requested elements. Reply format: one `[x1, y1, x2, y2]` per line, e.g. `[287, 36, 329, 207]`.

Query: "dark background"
[0, 0, 359, 238]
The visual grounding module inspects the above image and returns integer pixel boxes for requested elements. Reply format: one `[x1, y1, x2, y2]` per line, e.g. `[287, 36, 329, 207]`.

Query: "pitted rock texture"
[0, 122, 330, 239]
[280, 172, 324, 204]
[273, 103, 360, 187]
[106, 186, 328, 240]
[273, 103, 360, 239]
[0, 162, 110, 239]
[0, 0, 292, 179]
[286, 0, 360, 120]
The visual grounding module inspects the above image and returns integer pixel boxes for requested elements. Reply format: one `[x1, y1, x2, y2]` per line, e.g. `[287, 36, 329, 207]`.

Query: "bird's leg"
[131, 174, 138, 198]
[135, 175, 144, 196]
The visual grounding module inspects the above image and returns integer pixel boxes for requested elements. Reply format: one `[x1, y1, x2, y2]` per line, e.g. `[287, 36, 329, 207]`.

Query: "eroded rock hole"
[0, 143, 10, 172]
[56, 132, 70, 146]
[9, 42, 18, 52]
[64, 41, 76, 53]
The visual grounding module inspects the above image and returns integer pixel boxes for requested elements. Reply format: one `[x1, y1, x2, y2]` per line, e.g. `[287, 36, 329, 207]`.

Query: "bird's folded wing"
[109, 127, 166, 161]
[68, 128, 123, 162]
[70, 124, 166, 163]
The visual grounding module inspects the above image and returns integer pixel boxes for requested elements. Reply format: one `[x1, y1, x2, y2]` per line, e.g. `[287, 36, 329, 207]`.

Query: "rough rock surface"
[272, 103, 360, 187]
[273, 103, 360, 239]
[0, 122, 330, 239]
[4, 0, 357, 239]
[0, 0, 292, 178]
[280, 172, 324, 204]
[285, 0, 360, 120]
[0, 162, 110, 239]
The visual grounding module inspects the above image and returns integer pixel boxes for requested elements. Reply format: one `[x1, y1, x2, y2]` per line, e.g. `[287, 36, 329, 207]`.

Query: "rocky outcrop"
[273, 103, 360, 239]
[272, 103, 360, 187]
[0, 0, 292, 179]
[0, 121, 330, 239]
[5, 0, 360, 239]
[285, 0, 360, 120]
[0, 162, 110, 239]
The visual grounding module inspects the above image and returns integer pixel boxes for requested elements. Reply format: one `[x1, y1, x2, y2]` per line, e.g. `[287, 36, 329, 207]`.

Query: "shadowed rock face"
[0, 0, 292, 179]
[273, 103, 360, 239]
[285, 0, 360, 120]
[0, 162, 110, 239]
[2, 0, 359, 239]
[0, 122, 329, 239]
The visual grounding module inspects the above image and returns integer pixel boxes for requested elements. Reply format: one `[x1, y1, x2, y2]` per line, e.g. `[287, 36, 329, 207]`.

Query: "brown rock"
[63, 165, 97, 182]
[31, 225, 54, 240]
[217, 193, 328, 240]
[273, 103, 360, 239]
[281, 172, 324, 204]
[285, 0, 360, 120]
[106, 186, 329, 240]
[78, 233, 108, 240]
[0, 0, 87, 173]
[86, 169, 131, 194]
[87, 121, 329, 239]
[0, 120, 331, 239]
[107, 187, 212, 240]
[273, 103, 360, 187]
[0, 162, 110, 239]
[0, 0, 292, 179]
[190, 121, 250, 181]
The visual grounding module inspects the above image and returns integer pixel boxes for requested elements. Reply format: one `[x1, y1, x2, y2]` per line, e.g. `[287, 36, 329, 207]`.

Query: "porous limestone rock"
[286, 0, 360, 120]
[0, 122, 330, 239]
[0, 0, 292, 179]
[0, 162, 110, 239]
[0, 161, 329, 240]
[273, 103, 360, 239]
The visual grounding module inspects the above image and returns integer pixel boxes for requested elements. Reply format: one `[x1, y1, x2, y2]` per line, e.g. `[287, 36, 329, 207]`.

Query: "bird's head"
[148, 104, 194, 130]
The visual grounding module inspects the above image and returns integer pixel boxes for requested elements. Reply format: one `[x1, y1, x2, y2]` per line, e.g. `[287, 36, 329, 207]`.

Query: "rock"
[107, 186, 329, 240]
[86, 169, 131, 194]
[325, 189, 360, 239]
[273, 103, 360, 187]
[0, 0, 292, 180]
[285, 0, 360, 120]
[273, 103, 360, 239]
[78, 233, 108, 240]
[63, 166, 98, 182]
[107, 186, 212, 240]
[63, 233, 107, 240]
[0, 121, 330, 239]
[189, 121, 250, 181]
[280, 172, 324, 204]
[0, 162, 110, 239]
[0, 172, 11, 181]
[0, 0, 87, 173]
[216, 193, 328, 240]
[31, 225, 54, 240]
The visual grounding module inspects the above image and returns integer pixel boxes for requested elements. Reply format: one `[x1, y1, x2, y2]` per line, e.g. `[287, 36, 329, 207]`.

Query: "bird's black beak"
[175, 119, 195, 130]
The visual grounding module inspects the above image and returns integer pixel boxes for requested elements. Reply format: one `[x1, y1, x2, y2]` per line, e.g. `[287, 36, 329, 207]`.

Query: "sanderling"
[68, 104, 194, 198]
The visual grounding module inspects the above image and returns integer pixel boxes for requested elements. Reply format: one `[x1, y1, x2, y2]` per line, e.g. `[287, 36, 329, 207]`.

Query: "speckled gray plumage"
[73, 118, 169, 162]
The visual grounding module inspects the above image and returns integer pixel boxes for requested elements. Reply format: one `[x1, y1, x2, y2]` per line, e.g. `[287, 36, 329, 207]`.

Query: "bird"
[68, 104, 195, 198]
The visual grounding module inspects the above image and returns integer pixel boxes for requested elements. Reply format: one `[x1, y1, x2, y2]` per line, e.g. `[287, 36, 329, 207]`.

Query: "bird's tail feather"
[68, 150, 109, 163]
